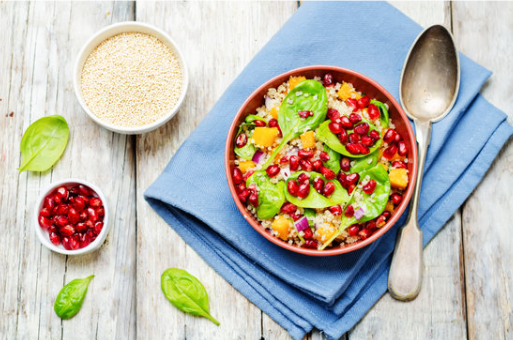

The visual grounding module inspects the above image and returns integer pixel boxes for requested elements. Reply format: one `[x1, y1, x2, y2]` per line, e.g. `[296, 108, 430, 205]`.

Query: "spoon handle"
[388, 120, 431, 301]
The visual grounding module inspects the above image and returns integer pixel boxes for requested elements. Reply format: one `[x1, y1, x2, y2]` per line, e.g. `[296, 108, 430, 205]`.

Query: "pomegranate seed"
[68, 207, 79, 224]
[298, 149, 314, 159]
[382, 211, 392, 221]
[298, 110, 313, 118]
[347, 184, 356, 194]
[376, 215, 387, 228]
[87, 229, 97, 242]
[85, 220, 94, 230]
[383, 145, 398, 159]
[238, 189, 250, 202]
[327, 109, 341, 121]
[49, 232, 61, 245]
[340, 157, 351, 172]
[358, 143, 370, 155]
[319, 151, 330, 163]
[312, 160, 323, 172]
[62, 237, 71, 250]
[348, 113, 361, 124]
[69, 235, 80, 250]
[233, 168, 243, 184]
[78, 185, 91, 196]
[75, 222, 88, 233]
[249, 191, 259, 207]
[323, 73, 334, 87]
[266, 164, 280, 178]
[395, 132, 403, 143]
[96, 207, 105, 218]
[44, 197, 55, 210]
[348, 225, 359, 236]
[368, 104, 380, 120]
[72, 196, 86, 211]
[297, 173, 311, 183]
[236, 182, 246, 193]
[346, 98, 358, 112]
[254, 120, 266, 127]
[236, 133, 248, 148]
[93, 221, 104, 235]
[383, 129, 397, 143]
[328, 205, 342, 216]
[80, 233, 92, 248]
[268, 118, 279, 127]
[54, 204, 69, 215]
[340, 116, 353, 129]
[281, 202, 297, 214]
[303, 228, 313, 239]
[345, 143, 360, 155]
[55, 186, 68, 200]
[358, 228, 372, 239]
[59, 224, 75, 236]
[328, 122, 343, 134]
[40, 207, 51, 217]
[299, 159, 313, 171]
[322, 182, 335, 197]
[345, 205, 355, 217]
[391, 193, 403, 205]
[243, 170, 255, 181]
[297, 182, 310, 198]
[346, 173, 360, 185]
[369, 130, 380, 141]
[289, 156, 299, 171]
[398, 141, 408, 156]
[338, 130, 348, 144]
[277, 125, 283, 137]
[367, 220, 378, 230]
[337, 172, 348, 188]
[357, 96, 370, 109]
[290, 212, 302, 221]
[79, 210, 88, 221]
[392, 160, 407, 169]
[321, 167, 336, 180]
[362, 179, 377, 194]
[348, 133, 360, 144]
[87, 207, 98, 222]
[361, 135, 374, 147]
[313, 177, 325, 193]
[90, 197, 102, 208]
[354, 123, 370, 135]
[279, 156, 289, 164]
[53, 193, 63, 204]
[39, 216, 52, 229]
[54, 215, 69, 227]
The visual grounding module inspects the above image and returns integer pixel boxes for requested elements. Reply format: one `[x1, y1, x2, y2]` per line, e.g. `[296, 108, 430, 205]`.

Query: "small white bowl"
[73, 21, 189, 134]
[34, 179, 110, 255]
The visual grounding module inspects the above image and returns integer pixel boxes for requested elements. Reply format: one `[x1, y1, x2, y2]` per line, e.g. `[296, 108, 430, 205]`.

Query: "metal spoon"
[388, 25, 460, 301]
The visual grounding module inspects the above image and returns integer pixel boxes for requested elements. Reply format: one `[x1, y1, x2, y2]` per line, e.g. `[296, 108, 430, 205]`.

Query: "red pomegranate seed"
[376, 215, 387, 228]
[266, 164, 280, 178]
[289, 156, 299, 171]
[277, 126, 283, 137]
[268, 119, 279, 127]
[93, 221, 104, 235]
[298, 110, 313, 118]
[54, 215, 69, 227]
[340, 116, 353, 129]
[297, 182, 310, 198]
[392, 160, 407, 169]
[87, 207, 98, 222]
[328, 205, 342, 216]
[243, 169, 255, 182]
[238, 189, 250, 202]
[79, 210, 88, 221]
[235, 182, 246, 193]
[49, 232, 61, 245]
[298, 149, 314, 159]
[62, 237, 71, 250]
[279, 156, 289, 164]
[395, 132, 403, 143]
[328, 122, 342, 134]
[338, 129, 348, 144]
[327, 109, 341, 121]
[361, 135, 374, 147]
[383, 129, 397, 143]
[368, 104, 380, 120]
[345, 205, 355, 217]
[54, 204, 69, 215]
[75, 222, 88, 233]
[358, 143, 370, 155]
[358, 228, 372, 240]
[236, 133, 248, 148]
[281, 202, 297, 214]
[383, 145, 398, 159]
[72, 196, 86, 211]
[319, 151, 330, 163]
[323, 73, 334, 87]
[321, 167, 336, 180]
[299, 159, 313, 171]
[337, 172, 348, 188]
[354, 123, 370, 135]
[345, 143, 360, 155]
[391, 193, 403, 205]
[398, 141, 408, 156]
[59, 224, 75, 236]
[249, 191, 259, 207]
[348, 225, 359, 236]
[340, 157, 351, 172]
[55, 186, 68, 200]
[312, 160, 323, 172]
[290, 212, 302, 221]
[357, 96, 370, 109]
[85, 220, 94, 230]
[78, 185, 91, 196]
[96, 207, 105, 218]
[44, 196, 55, 210]
[297, 173, 311, 183]
[40, 207, 51, 218]
[53, 193, 63, 204]
[313, 177, 325, 193]
[254, 120, 266, 127]
[68, 207, 79, 224]
[346, 173, 360, 185]
[305, 239, 318, 249]
[382, 211, 392, 221]
[362, 179, 377, 194]
[303, 228, 313, 239]
[347, 184, 356, 194]
[233, 168, 244, 184]
[349, 113, 361, 124]
[348, 133, 360, 144]
[369, 130, 380, 141]
[346, 98, 358, 112]
[322, 182, 335, 197]
[69, 235, 80, 250]
[39, 216, 52, 229]
[80, 233, 92, 248]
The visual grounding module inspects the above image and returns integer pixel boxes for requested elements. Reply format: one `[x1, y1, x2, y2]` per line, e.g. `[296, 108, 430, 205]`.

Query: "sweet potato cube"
[300, 131, 316, 148]
[252, 127, 279, 147]
[239, 161, 255, 174]
[385, 200, 395, 212]
[315, 224, 338, 244]
[270, 107, 279, 119]
[389, 168, 409, 190]
[272, 216, 291, 241]
[337, 82, 353, 100]
[289, 76, 306, 90]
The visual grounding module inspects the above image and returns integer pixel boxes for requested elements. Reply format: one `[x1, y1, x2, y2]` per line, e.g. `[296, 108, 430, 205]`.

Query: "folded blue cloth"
[145, 2, 513, 339]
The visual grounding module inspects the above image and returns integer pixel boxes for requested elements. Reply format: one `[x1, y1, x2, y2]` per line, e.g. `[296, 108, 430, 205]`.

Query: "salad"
[231, 74, 410, 250]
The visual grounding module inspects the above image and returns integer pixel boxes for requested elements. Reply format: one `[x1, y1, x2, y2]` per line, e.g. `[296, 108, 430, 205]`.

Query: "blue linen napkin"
[145, 2, 513, 339]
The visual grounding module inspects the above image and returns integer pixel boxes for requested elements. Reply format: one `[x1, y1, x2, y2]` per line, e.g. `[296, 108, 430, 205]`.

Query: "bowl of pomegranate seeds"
[34, 179, 109, 255]
[225, 65, 418, 256]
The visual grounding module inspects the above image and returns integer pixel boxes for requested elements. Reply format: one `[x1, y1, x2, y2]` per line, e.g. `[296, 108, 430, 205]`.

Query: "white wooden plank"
[134, 2, 298, 339]
[453, 2, 513, 339]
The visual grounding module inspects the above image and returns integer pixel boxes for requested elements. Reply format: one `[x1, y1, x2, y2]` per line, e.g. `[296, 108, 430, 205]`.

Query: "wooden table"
[1, 2, 512, 339]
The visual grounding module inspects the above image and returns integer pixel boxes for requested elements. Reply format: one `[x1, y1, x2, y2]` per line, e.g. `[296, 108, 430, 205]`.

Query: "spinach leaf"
[54, 275, 94, 320]
[320, 165, 391, 249]
[234, 129, 257, 161]
[245, 114, 267, 124]
[19, 115, 69, 172]
[370, 99, 389, 128]
[284, 171, 350, 209]
[247, 171, 286, 219]
[323, 145, 341, 173]
[263, 80, 328, 168]
[161, 268, 220, 326]
[343, 151, 379, 174]
[316, 119, 383, 158]
[303, 208, 316, 228]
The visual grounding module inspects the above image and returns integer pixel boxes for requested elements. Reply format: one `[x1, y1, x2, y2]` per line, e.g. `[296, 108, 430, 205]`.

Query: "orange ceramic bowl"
[225, 65, 417, 256]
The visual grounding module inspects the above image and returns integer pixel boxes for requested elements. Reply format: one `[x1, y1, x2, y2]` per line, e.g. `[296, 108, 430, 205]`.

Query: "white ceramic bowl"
[73, 21, 189, 134]
[34, 179, 110, 255]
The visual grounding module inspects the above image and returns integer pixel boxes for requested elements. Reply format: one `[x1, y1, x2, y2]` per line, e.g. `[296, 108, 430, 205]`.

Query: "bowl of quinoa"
[74, 22, 188, 134]
[225, 66, 418, 256]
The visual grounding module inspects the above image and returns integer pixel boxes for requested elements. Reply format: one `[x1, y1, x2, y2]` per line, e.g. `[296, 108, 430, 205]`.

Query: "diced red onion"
[354, 207, 365, 220]
[294, 217, 310, 232]
[252, 150, 265, 163]
[280, 166, 291, 180]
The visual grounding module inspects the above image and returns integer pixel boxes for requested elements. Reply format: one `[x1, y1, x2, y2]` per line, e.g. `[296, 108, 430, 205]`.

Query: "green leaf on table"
[54, 275, 94, 320]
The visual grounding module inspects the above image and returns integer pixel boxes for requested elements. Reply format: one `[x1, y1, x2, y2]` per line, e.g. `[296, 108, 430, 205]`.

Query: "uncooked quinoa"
[81, 32, 182, 127]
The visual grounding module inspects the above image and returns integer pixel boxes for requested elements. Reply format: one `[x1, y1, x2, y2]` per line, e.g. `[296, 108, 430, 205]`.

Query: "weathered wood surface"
[0, 2, 512, 340]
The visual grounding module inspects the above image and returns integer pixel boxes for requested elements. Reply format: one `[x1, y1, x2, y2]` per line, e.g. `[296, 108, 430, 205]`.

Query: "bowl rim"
[224, 65, 418, 256]
[34, 178, 110, 255]
[73, 21, 189, 135]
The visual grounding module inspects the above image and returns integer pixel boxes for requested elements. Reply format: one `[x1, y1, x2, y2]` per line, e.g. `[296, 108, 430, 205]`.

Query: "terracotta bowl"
[225, 65, 417, 256]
